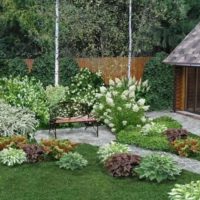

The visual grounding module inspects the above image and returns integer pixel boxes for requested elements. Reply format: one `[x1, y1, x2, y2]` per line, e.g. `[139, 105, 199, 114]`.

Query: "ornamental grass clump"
[57, 152, 88, 170]
[97, 142, 129, 163]
[169, 180, 200, 200]
[0, 147, 27, 166]
[135, 154, 181, 183]
[93, 77, 150, 133]
[105, 153, 141, 177]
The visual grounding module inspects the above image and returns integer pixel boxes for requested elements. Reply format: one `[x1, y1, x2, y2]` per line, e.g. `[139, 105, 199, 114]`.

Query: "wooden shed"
[164, 23, 200, 115]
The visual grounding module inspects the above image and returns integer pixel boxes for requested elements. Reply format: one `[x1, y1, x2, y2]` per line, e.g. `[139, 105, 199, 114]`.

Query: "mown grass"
[0, 144, 200, 200]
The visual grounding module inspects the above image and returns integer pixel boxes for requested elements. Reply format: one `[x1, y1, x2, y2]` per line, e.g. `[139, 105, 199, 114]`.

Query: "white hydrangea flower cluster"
[93, 77, 150, 133]
[66, 68, 104, 106]
[141, 122, 168, 136]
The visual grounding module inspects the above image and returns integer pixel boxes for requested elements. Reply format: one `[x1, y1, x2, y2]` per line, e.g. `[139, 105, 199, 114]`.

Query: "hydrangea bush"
[97, 142, 129, 163]
[0, 76, 49, 124]
[66, 68, 104, 107]
[169, 180, 200, 200]
[0, 147, 27, 166]
[93, 77, 150, 133]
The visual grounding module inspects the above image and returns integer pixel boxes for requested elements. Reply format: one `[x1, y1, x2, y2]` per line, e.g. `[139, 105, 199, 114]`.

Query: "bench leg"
[49, 122, 57, 139]
[96, 124, 99, 137]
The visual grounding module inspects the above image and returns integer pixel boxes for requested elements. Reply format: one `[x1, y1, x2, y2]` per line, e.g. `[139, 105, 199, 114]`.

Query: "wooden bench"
[49, 102, 99, 138]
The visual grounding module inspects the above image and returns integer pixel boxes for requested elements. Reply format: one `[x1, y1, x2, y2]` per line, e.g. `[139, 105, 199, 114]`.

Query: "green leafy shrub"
[153, 116, 182, 129]
[0, 147, 27, 166]
[45, 85, 66, 108]
[21, 144, 45, 163]
[57, 152, 88, 170]
[135, 154, 181, 183]
[117, 127, 169, 151]
[0, 76, 49, 124]
[0, 101, 39, 136]
[40, 139, 77, 160]
[66, 68, 104, 106]
[141, 122, 167, 136]
[143, 52, 174, 110]
[93, 77, 150, 133]
[164, 128, 188, 142]
[171, 138, 200, 157]
[169, 180, 200, 200]
[105, 153, 141, 177]
[97, 142, 129, 163]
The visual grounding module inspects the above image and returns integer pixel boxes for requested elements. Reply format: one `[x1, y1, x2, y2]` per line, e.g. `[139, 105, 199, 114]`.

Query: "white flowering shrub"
[66, 68, 104, 106]
[97, 142, 130, 163]
[169, 180, 200, 200]
[93, 77, 150, 133]
[0, 100, 39, 136]
[141, 122, 167, 136]
[0, 147, 27, 166]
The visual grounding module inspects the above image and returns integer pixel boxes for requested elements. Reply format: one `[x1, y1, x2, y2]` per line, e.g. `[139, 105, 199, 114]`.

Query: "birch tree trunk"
[128, 0, 132, 80]
[55, 0, 59, 86]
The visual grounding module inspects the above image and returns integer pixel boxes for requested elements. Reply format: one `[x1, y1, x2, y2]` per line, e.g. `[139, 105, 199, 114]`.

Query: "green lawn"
[0, 144, 200, 200]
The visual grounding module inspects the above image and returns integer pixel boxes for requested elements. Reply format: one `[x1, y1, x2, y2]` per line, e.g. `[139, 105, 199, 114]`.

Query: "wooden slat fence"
[76, 57, 151, 84]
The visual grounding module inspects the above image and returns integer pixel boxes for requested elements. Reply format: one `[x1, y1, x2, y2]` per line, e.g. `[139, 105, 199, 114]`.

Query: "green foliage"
[135, 154, 182, 183]
[0, 100, 38, 136]
[0, 76, 49, 124]
[0, 147, 27, 166]
[105, 153, 141, 177]
[153, 116, 182, 129]
[97, 142, 129, 163]
[169, 180, 200, 200]
[45, 85, 66, 108]
[143, 52, 174, 110]
[141, 122, 167, 136]
[117, 127, 169, 151]
[57, 152, 88, 170]
[93, 77, 150, 133]
[66, 68, 104, 106]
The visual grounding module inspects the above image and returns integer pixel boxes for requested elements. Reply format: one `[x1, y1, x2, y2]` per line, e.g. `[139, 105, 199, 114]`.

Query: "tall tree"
[128, 0, 132, 79]
[55, 0, 59, 86]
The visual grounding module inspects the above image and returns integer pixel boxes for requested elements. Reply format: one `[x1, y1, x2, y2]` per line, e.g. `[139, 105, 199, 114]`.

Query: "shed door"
[186, 67, 200, 113]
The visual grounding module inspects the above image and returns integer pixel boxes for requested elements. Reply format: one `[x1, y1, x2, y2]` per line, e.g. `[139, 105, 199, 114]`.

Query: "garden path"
[36, 111, 200, 174]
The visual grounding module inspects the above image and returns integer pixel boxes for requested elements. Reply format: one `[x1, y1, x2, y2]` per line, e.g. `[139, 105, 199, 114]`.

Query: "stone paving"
[36, 111, 200, 174]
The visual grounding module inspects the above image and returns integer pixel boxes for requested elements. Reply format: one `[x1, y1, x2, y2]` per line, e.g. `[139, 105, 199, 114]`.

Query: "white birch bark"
[55, 0, 59, 86]
[128, 0, 132, 80]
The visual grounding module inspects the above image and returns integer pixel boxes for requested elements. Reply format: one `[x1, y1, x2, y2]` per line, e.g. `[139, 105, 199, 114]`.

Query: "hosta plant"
[141, 122, 167, 136]
[40, 139, 77, 160]
[105, 153, 141, 177]
[171, 138, 200, 157]
[57, 152, 88, 170]
[0, 147, 27, 166]
[0, 76, 49, 124]
[93, 77, 150, 133]
[135, 154, 181, 183]
[164, 128, 188, 142]
[0, 101, 38, 136]
[97, 142, 129, 163]
[169, 180, 200, 200]
[21, 144, 45, 163]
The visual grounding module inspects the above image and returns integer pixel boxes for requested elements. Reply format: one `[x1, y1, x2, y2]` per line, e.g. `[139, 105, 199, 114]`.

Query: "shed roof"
[163, 23, 200, 66]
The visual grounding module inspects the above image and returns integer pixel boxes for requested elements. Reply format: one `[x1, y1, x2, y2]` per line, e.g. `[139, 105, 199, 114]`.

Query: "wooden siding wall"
[76, 57, 151, 84]
[175, 66, 186, 111]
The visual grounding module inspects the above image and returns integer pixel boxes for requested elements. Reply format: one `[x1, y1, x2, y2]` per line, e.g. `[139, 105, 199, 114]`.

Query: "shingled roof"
[163, 23, 200, 66]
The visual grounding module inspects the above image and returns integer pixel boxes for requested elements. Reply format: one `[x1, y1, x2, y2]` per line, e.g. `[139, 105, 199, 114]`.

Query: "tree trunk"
[55, 0, 59, 86]
[128, 0, 132, 80]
